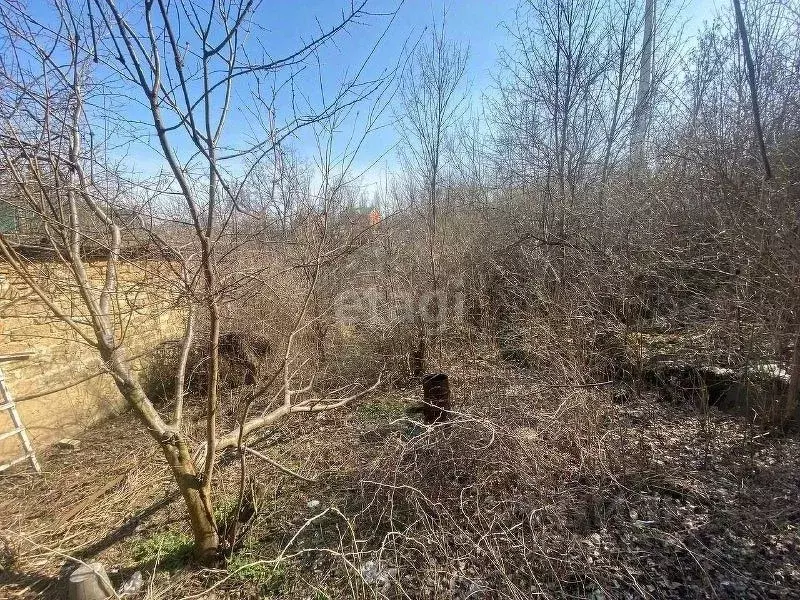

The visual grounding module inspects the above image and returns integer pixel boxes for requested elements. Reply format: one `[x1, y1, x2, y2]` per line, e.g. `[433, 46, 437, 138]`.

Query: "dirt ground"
[1, 357, 799, 599]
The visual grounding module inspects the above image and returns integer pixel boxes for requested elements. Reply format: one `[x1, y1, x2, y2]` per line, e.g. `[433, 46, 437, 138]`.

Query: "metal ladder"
[0, 353, 41, 473]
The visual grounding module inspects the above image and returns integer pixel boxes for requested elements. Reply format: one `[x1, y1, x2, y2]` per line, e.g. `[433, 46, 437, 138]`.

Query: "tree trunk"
[732, 0, 772, 179]
[162, 437, 219, 563]
[104, 346, 220, 562]
[631, 0, 654, 167]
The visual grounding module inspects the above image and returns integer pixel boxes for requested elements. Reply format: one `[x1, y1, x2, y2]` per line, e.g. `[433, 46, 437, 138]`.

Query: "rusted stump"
[419, 372, 452, 423]
[68, 562, 115, 600]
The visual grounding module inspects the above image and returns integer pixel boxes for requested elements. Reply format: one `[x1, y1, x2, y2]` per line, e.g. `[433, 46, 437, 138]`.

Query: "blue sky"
[245, 0, 719, 189]
[24, 0, 722, 188]
[297, 0, 721, 189]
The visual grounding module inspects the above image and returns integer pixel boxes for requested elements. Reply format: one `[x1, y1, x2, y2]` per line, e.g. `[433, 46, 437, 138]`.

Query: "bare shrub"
[340, 375, 632, 598]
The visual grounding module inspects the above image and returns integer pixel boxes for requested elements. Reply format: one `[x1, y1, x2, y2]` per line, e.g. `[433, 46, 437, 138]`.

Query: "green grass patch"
[212, 495, 240, 523]
[130, 530, 193, 571]
[357, 397, 407, 421]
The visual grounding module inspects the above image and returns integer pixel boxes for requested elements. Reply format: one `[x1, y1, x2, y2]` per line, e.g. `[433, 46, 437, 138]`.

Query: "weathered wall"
[0, 259, 184, 462]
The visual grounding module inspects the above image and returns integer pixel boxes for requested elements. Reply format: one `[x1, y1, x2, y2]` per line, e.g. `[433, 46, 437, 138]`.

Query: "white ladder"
[0, 353, 41, 473]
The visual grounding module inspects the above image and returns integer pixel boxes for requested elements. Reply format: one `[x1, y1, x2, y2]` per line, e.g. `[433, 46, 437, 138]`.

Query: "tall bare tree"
[630, 0, 654, 167]
[732, 0, 772, 179]
[495, 0, 608, 238]
[397, 17, 467, 366]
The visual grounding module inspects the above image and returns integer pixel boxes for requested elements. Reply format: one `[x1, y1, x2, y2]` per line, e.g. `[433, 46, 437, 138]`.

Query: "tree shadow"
[72, 490, 181, 564]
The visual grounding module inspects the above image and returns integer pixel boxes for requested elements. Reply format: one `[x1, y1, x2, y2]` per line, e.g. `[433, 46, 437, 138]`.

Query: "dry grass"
[1, 351, 799, 599]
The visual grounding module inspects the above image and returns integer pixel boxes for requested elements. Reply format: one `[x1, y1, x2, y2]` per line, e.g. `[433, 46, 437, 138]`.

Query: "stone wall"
[0, 259, 184, 462]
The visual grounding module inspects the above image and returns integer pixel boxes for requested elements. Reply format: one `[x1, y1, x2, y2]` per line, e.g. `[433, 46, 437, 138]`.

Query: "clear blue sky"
[24, 0, 720, 186]
[238, 0, 720, 188]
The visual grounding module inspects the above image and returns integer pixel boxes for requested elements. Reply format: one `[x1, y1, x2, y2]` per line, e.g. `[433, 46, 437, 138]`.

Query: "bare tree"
[396, 17, 467, 368]
[495, 0, 609, 239]
[630, 0, 654, 167]
[732, 0, 772, 179]
[0, 0, 396, 561]
[599, 0, 640, 210]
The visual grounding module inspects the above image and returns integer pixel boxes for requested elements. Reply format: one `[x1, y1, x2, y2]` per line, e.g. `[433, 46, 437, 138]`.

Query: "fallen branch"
[215, 374, 382, 452]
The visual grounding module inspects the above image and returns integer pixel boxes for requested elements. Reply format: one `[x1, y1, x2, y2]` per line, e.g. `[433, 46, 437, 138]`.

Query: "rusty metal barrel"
[421, 373, 451, 423]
